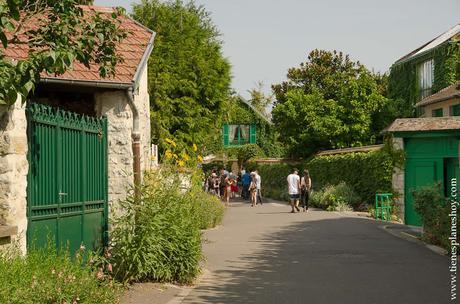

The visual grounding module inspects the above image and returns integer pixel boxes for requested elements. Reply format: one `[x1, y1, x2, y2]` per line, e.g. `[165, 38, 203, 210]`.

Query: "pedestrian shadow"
[184, 217, 449, 304]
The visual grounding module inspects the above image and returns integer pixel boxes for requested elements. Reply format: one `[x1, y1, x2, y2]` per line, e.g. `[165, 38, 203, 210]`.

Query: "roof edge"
[40, 77, 132, 89]
[237, 95, 273, 125]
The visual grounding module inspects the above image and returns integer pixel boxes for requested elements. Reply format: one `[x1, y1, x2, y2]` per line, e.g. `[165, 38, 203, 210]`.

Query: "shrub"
[413, 183, 452, 249]
[315, 182, 358, 211]
[306, 146, 400, 204]
[0, 244, 120, 304]
[111, 167, 224, 284]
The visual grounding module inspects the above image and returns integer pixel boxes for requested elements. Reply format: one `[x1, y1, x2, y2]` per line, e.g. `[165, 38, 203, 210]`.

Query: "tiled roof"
[386, 117, 460, 133]
[317, 145, 383, 156]
[3, 5, 154, 86]
[394, 23, 460, 65]
[415, 81, 460, 107]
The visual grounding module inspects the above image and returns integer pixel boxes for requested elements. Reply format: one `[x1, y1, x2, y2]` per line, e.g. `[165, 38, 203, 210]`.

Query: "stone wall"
[95, 64, 151, 215]
[392, 137, 405, 222]
[0, 101, 28, 252]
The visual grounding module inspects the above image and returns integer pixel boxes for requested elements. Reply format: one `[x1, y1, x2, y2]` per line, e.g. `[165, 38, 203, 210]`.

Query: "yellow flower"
[165, 138, 176, 147]
[165, 150, 173, 159]
[192, 143, 198, 152]
[173, 153, 178, 159]
[182, 153, 190, 161]
[176, 160, 185, 167]
[197, 155, 203, 163]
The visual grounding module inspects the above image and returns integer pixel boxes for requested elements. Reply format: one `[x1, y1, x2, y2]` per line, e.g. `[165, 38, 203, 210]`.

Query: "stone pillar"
[134, 65, 151, 172]
[95, 91, 133, 216]
[0, 101, 29, 252]
[392, 137, 405, 223]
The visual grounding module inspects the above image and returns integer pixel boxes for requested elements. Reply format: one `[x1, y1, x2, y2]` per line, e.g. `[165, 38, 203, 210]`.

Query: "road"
[181, 199, 451, 304]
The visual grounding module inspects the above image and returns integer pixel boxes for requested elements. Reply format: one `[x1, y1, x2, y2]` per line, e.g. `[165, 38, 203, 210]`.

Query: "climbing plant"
[388, 40, 460, 117]
[0, 0, 126, 106]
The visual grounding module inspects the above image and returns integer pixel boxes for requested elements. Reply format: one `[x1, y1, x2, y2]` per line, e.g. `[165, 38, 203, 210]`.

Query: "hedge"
[257, 145, 401, 206]
[307, 150, 395, 204]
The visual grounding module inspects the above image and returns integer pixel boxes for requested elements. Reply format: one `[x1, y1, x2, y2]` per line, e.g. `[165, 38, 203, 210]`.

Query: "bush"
[313, 182, 358, 211]
[413, 183, 452, 249]
[306, 146, 400, 204]
[111, 167, 224, 284]
[0, 244, 120, 304]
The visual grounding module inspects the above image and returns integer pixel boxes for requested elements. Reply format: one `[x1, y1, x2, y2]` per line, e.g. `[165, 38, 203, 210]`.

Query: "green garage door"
[404, 160, 437, 226]
[27, 103, 108, 253]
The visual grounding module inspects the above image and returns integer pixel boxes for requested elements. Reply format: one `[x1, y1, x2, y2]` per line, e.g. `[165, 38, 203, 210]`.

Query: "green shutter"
[249, 124, 256, 144]
[432, 108, 443, 117]
[452, 104, 460, 116]
[223, 124, 229, 147]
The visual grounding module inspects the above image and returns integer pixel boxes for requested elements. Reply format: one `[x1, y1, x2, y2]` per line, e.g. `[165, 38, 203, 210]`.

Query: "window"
[229, 124, 250, 145]
[418, 59, 434, 100]
[222, 124, 256, 147]
[432, 108, 443, 117]
[450, 104, 460, 116]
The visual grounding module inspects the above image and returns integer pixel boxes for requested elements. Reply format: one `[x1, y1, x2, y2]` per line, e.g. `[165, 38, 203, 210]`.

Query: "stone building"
[0, 6, 154, 253]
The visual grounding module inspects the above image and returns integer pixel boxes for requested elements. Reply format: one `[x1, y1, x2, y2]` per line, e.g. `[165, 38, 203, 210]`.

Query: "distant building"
[387, 23, 460, 227]
[388, 23, 460, 116]
[414, 81, 460, 117]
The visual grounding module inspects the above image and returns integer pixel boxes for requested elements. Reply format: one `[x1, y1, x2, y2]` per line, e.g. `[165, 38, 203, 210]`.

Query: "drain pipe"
[126, 87, 141, 201]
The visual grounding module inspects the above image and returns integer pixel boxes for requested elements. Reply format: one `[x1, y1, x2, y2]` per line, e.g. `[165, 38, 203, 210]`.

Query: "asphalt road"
[181, 199, 451, 304]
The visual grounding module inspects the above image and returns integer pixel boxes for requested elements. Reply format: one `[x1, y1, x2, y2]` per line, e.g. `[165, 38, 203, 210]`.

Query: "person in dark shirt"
[241, 170, 251, 200]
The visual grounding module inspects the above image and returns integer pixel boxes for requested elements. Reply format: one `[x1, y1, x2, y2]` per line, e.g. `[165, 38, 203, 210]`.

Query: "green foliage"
[307, 149, 395, 205]
[253, 139, 402, 210]
[0, 0, 126, 105]
[132, 0, 231, 155]
[413, 183, 453, 249]
[236, 144, 262, 166]
[222, 95, 286, 158]
[272, 49, 393, 157]
[111, 168, 224, 284]
[310, 183, 358, 211]
[388, 41, 460, 117]
[0, 244, 121, 304]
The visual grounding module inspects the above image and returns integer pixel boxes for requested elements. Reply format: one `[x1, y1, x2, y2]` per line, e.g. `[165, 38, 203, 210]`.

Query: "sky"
[94, 0, 460, 98]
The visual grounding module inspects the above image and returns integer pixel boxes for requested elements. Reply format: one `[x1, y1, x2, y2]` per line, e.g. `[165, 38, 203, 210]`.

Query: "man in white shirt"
[287, 168, 301, 213]
[255, 170, 262, 205]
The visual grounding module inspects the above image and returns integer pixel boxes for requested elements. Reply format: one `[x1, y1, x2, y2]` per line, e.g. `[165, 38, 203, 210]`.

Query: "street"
[181, 199, 450, 304]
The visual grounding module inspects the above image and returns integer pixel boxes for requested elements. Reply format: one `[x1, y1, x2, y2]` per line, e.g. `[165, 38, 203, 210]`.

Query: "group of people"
[205, 166, 312, 213]
[287, 168, 312, 213]
[204, 168, 262, 207]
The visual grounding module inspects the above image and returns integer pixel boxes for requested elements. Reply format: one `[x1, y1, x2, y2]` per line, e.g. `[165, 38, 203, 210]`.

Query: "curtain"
[240, 125, 250, 142]
[229, 125, 238, 143]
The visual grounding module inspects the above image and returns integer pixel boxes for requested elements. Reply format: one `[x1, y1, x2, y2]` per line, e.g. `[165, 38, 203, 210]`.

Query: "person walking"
[223, 174, 232, 207]
[300, 169, 312, 212]
[249, 172, 257, 207]
[241, 170, 251, 200]
[287, 168, 301, 213]
[255, 170, 263, 205]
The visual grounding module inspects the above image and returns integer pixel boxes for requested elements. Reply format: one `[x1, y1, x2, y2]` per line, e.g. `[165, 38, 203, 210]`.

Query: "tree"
[247, 81, 273, 118]
[132, 0, 231, 155]
[272, 49, 392, 157]
[0, 0, 127, 105]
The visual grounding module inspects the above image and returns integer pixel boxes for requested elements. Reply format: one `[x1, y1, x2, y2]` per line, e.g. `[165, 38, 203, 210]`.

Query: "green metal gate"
[27, 103, 108, 253]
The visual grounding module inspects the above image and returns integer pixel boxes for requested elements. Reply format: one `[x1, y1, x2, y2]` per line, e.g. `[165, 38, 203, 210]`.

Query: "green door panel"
[27, 103, 108, 252]
[59, 215, 83, 254]
[405, 160, 438, 226]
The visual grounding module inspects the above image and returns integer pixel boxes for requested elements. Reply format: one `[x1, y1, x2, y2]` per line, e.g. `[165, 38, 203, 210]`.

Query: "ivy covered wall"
[388, 40, 460, 117]
[220, 96, 285, 158]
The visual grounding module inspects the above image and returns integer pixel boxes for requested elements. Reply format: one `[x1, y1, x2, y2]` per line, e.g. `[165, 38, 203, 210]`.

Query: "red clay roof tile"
[4, 5, 154, 85]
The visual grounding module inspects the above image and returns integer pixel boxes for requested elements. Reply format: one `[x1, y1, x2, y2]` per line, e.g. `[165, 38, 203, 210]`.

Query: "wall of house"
[391, 137, 405, 222]
[420, 98, 460, 117]
[95, 64, 151, 214]
[0, 101, 28, 252]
